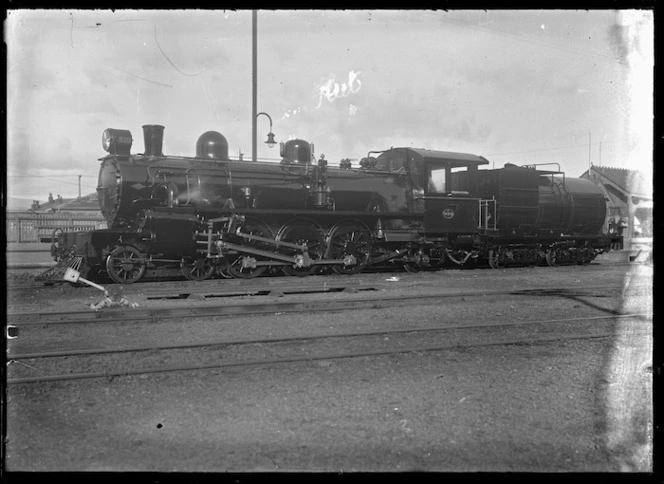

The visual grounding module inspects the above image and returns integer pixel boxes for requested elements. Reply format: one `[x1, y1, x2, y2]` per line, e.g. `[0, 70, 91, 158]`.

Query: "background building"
[580, 165, 652, 244]
[6, 192, 106, 245]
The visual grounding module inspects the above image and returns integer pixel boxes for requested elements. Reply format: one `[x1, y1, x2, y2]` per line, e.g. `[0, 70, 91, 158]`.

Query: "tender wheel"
[181, 257, 215, 281]
[488, 249, 501, 269]
[578, 247, 593, 265]
[327, 222, 372, 275]
[429, 248, 447, 268]
[545, 249, 558, 267]
[226, 218, 273, 279]
[277, 222, 325, 277]
[106, 245, 147, 284]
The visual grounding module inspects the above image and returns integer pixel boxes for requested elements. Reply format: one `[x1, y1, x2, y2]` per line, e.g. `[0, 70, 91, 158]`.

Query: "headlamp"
[102, 129, 133, 155]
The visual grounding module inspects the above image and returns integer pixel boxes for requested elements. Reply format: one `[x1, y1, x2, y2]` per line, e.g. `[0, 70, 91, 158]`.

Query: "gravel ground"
[4, 262, 653, 472]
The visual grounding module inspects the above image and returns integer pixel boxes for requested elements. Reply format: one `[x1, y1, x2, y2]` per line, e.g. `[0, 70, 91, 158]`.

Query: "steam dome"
[196, 131, 229, 160]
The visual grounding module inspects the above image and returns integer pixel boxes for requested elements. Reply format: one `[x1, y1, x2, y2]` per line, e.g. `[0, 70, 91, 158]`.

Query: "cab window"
[428, 166, 447, 193]
[426, 162, 471, 193]
[450, 166, 469, 192]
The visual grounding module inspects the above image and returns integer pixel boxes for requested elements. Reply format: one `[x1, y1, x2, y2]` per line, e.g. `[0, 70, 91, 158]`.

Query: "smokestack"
[142, 125, 165, 157]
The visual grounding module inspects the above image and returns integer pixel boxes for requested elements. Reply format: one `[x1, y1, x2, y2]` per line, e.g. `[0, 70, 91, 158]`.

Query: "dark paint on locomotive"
[49, 124, 620, 284]
[475, 164, 606, 237]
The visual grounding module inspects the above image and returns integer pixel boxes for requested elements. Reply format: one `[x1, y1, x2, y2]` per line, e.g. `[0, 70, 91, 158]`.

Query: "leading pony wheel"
[106, 245, 147, 284]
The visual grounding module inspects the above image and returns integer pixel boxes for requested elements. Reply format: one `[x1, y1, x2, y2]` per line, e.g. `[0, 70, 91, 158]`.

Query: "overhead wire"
[8, 168, 95, 177]
[7, 169, 98, 190]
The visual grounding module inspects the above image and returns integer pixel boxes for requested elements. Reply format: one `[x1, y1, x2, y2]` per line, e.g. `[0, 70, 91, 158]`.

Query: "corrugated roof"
[582, 165, 651, 196]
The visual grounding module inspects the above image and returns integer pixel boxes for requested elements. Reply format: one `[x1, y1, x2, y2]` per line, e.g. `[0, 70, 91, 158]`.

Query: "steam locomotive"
[44, 124, 619, 284]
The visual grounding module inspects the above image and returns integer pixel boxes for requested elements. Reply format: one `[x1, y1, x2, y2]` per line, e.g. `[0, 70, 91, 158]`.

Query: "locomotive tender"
[46, 124, 618, 283]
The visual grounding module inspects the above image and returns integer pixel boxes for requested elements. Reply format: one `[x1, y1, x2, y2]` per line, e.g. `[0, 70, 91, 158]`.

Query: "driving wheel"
[277, 222, 325, 277]
[225, 218, 273, 279]
[327, 222, 372, 275]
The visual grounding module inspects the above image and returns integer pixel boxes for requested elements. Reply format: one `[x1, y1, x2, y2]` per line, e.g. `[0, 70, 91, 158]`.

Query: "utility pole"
[588, 132, 591, 169]
[78, 175, 82, 200]
[252, 10, 258, 162]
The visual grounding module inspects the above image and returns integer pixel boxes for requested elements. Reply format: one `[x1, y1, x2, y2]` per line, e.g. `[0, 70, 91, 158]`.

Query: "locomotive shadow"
[508, 288, 647, 318]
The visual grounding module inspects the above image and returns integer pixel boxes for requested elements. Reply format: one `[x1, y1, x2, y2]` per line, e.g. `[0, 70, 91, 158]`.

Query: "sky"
[5, 9, 654, 203]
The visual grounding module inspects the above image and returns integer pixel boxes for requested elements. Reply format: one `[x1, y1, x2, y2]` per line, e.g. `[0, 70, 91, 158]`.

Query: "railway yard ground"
[3, 256, 654, 473]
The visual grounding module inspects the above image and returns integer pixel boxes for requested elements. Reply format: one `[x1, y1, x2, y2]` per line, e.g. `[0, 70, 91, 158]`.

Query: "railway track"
[6, 281, 650, 326]
[8, 272, 371, 295]
[7, 278, 652, 326]
[7, 313, 650, 385]
[8, 262, 651, 386]
[7, 261, 638, 297]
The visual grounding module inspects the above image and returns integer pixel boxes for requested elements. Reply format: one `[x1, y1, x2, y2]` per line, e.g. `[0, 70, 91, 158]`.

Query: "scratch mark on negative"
[116, 69, 173, 88]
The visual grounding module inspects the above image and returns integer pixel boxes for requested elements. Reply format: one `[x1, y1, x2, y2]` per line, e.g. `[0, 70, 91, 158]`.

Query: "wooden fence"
[6, 212, 107, 243]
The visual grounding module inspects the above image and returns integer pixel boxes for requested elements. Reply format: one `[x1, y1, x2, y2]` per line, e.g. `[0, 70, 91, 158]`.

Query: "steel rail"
[141, 281, 372, 298]
[8, 313, 649, 361]
[7, 274, 367, 294]
[8, 331, 644, 385]
[7, 283, 648, 326]
[7, 260, 637, 292]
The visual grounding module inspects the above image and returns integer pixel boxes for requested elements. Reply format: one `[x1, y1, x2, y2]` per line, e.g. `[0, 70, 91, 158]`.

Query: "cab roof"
[382, 147, 490, 168]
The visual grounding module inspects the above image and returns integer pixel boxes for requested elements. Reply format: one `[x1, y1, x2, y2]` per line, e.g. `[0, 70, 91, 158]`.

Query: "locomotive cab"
[375, 148, 489, 235]
[422, 153, 489, 234]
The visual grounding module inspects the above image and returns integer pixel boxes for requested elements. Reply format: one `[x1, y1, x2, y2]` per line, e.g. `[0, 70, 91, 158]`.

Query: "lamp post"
[252, 11, 276, 161]
[257, 112, 277, 150]
[252, 10, 258, 162]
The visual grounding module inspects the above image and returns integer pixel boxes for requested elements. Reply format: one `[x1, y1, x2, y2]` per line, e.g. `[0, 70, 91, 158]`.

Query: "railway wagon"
[41, 124, 619, 284]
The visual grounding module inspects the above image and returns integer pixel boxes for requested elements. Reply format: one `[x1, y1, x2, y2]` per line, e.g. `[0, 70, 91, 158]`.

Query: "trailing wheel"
[181, 256, 215, 281]
[225, 218, 273, 279]
[327, 222, 372, 275]
[403, 262, 422, 273]
[106, 245, 147, 284]
[277, 221, 325, 277]
[403, 249, 428, 273]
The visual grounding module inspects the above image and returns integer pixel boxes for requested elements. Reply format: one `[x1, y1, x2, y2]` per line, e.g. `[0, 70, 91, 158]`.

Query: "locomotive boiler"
[44, 124, 617, 284]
